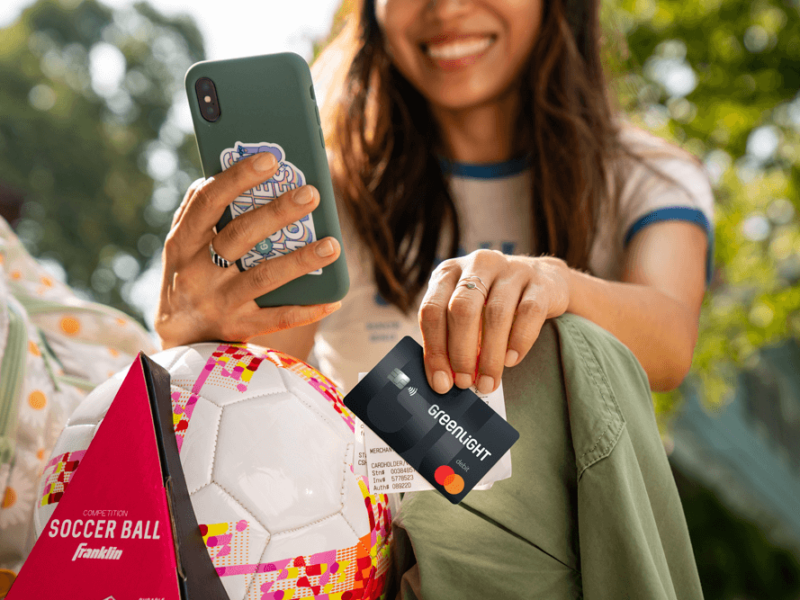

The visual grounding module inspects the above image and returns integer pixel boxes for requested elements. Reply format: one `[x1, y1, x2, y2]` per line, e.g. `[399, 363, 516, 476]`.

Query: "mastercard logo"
[434, 465, 464, 495]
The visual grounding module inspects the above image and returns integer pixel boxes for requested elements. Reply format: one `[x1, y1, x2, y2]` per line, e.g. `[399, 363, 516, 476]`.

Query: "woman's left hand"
[419, 250, 570, 395]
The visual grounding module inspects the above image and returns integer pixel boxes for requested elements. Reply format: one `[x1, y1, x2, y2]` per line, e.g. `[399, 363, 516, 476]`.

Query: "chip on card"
[343, 337, 520, 504]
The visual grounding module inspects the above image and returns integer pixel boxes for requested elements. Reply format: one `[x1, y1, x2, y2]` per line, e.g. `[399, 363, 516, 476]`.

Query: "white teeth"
[425, 37, 494, 60]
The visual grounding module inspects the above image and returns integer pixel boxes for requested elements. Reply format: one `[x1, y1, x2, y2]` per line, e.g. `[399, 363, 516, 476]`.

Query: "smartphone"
[184, 52, 349, 308]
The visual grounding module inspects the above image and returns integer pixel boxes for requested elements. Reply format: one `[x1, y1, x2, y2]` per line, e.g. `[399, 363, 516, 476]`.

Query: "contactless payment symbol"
[435, 465, 465, 495]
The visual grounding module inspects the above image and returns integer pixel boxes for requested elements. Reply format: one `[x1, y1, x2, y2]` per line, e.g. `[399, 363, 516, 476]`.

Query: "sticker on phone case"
[220, 141, 321, 274]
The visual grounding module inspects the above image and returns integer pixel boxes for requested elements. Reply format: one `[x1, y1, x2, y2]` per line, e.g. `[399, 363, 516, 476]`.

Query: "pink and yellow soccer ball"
[34, 343, 392, 600]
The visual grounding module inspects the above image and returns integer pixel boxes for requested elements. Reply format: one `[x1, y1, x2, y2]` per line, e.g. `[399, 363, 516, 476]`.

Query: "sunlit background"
[0, 0, 341, 327]
[0, 0, 342, 60]
[1, 0, 800, 596]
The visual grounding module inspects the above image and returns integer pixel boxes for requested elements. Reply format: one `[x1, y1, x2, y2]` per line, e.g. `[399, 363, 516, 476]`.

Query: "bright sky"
[0, 0, 342, 61]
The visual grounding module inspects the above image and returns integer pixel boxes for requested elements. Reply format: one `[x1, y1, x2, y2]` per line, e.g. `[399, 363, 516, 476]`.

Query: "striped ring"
[209, 241, 232, 269]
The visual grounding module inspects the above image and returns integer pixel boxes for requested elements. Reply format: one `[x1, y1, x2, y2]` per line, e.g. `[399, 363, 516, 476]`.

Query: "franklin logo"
[407, 387, 418, 396]
[71, 543, 123, 561]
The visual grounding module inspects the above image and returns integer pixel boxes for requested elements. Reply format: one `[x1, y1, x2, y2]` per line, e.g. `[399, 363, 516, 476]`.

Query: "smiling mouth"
[421, 35, 497, 62]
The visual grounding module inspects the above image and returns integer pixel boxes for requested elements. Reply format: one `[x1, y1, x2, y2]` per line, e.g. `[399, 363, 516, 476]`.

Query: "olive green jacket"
[388, 314, 704, 600]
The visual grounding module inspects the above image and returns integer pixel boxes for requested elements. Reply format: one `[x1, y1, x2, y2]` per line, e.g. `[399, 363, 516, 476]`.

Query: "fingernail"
[454, 373, 472, 389]
[477, 376, 494, 395]
[433, 371, 450, 394]
[293, 186, 314, 204]
[253, 152, 277, 172]
[316, 239, 335, 257]
[505, 349, 519, 367]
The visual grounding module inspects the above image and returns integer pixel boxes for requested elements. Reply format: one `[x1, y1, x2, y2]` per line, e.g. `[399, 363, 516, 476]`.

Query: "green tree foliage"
[601, 0, 800, 409]
[595, 4, 800, 594]
[0, 0, 204, 312]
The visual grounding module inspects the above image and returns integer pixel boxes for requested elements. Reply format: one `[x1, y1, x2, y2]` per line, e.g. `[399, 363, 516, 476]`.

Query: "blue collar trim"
[439, 156, 530, 179]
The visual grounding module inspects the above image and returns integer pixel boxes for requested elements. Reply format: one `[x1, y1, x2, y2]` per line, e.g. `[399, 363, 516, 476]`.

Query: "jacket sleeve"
[554, 314, 704, 600]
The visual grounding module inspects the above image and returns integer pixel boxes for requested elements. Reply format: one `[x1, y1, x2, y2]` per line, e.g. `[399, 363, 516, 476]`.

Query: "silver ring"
[209, 241, 232, 269]
[460, 275, 487, 291]
[456, 279, 487, 300]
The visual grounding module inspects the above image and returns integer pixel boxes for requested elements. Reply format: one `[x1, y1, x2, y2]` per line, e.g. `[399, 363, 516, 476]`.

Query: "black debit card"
[343, 336, 520, 504]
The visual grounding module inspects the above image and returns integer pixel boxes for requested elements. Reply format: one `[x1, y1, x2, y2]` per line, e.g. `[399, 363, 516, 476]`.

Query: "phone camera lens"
[196, 78, 220, 122]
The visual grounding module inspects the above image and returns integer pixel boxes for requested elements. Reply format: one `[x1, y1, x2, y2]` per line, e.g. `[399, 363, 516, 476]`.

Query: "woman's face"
[374, 0, 544, 112]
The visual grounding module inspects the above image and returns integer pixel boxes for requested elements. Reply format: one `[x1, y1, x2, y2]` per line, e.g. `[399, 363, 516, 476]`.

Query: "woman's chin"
[422, 86, 513, 114]
[410, 66, 517, 114]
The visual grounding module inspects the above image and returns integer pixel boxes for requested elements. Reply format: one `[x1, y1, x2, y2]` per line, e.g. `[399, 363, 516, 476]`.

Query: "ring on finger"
[460, 275, 488, 291]
[456, 278, 488, 300]
[457, 275, 488, 295]
[209, 240, 233, 269]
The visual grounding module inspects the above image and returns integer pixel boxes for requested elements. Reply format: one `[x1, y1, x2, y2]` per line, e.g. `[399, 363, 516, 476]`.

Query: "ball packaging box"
[7, 353, 229, 599]
[343, 337, 520, 504]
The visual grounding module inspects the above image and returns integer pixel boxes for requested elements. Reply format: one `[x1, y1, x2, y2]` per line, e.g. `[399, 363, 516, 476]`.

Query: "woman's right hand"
[155, 151, 342, 349]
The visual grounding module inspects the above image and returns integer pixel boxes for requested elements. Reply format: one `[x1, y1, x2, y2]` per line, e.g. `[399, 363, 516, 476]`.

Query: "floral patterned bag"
[0, 217, 157, 577]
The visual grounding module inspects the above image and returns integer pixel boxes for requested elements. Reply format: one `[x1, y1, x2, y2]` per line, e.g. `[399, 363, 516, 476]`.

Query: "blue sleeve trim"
[623, 206, 715, 286]
[438, 155, 530, 179]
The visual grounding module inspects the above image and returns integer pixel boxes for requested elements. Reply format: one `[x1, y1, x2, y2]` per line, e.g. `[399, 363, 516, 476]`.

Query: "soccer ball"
[34, 343, 392, 600]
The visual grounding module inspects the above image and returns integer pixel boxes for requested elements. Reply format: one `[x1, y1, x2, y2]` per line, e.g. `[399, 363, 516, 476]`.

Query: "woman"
[156, 0, 710, 596]
[156, 0, 713, 399]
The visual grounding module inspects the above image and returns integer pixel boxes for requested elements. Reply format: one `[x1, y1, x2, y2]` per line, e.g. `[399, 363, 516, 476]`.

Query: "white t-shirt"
[314, 123, 715, 392]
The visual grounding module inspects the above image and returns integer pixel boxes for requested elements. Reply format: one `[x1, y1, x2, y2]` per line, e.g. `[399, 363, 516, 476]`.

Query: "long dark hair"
[313, 0, 700, 313]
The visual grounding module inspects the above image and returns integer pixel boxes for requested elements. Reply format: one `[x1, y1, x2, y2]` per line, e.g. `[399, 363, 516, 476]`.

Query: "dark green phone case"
[185, 52, 349, 307]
